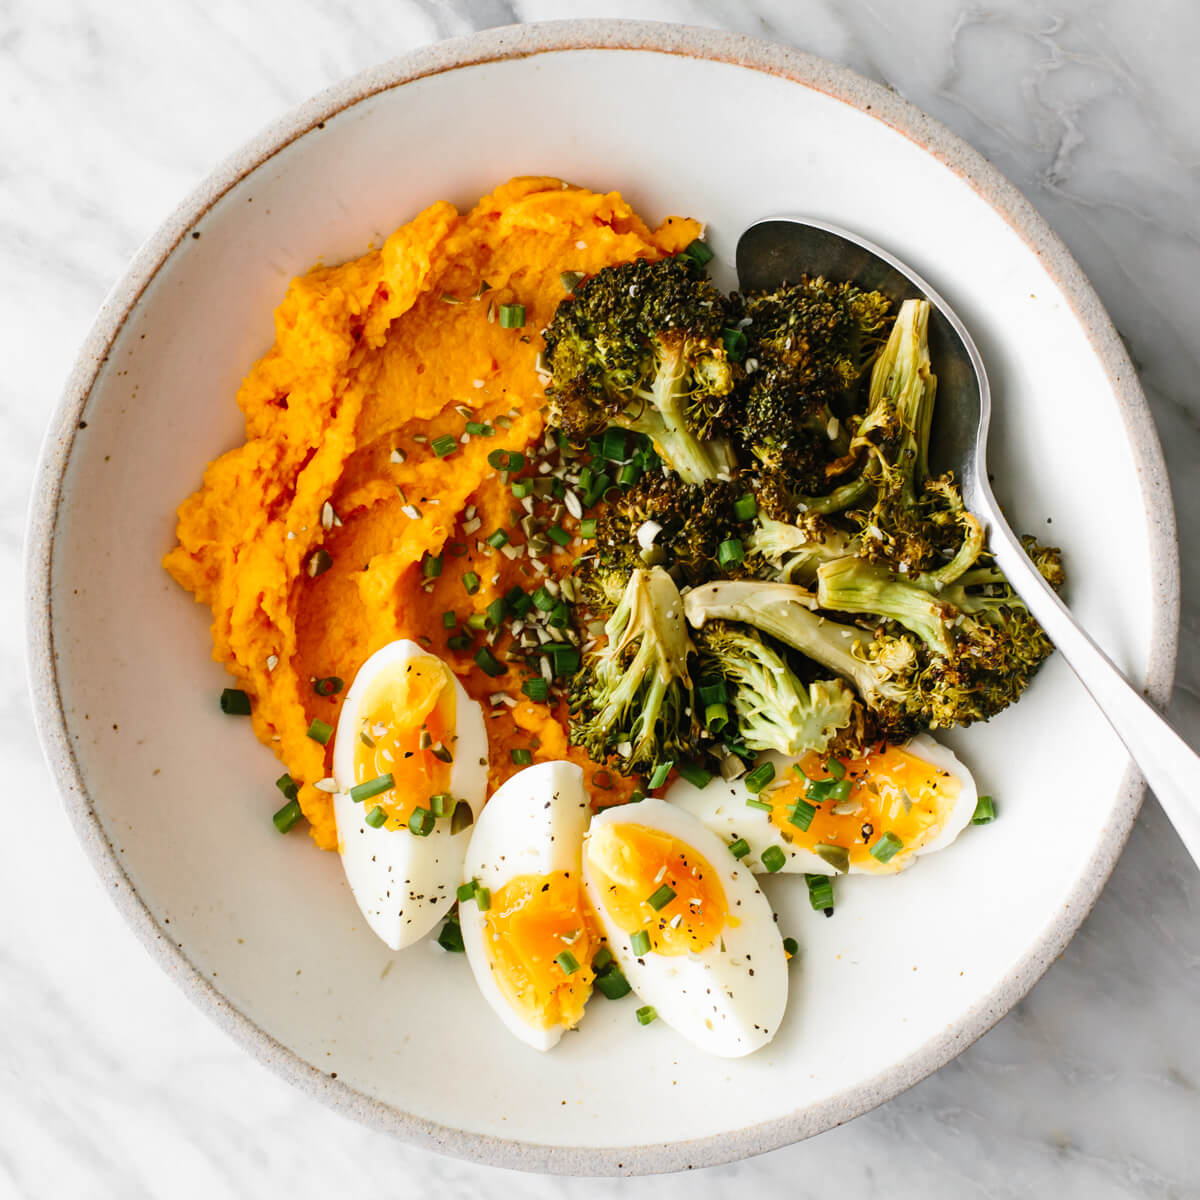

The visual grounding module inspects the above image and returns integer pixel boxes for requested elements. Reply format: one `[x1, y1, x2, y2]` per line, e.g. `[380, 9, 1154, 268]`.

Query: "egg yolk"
[585, 823, 731, 956]
[352, 655, 455, 826]
[482, 870, 599, 1032]
[768, 746, 961, 872]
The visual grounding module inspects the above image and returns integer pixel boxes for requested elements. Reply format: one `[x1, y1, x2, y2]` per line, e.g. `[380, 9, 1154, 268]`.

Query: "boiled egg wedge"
[582, 797, 787, 1058]
[667, 733, 976, 876]
[332, 639, 487, 949]
[458, 761, 599, 1052]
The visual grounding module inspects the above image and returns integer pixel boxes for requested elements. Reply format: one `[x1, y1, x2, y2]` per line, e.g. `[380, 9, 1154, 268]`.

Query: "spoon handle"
[985, 517, 1200, 865]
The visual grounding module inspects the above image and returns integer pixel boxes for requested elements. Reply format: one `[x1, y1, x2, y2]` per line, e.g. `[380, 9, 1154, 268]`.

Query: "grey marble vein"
[5, 0, 1199, 1196]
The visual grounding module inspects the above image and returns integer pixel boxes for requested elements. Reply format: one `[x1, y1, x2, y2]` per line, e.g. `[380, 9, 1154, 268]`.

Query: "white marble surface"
[6, 0, 1199, 1195]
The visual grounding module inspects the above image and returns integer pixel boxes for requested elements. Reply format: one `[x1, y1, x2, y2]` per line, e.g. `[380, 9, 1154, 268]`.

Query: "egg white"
[666, 733, 977, 876]
[582, 797, 788, 1059]
[459, 760, 592, 1052]
[332, 639, 488, 950]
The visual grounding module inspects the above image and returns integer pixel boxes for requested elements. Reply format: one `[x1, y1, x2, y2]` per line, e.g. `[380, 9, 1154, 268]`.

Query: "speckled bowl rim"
[25, 19, 1180, 1177]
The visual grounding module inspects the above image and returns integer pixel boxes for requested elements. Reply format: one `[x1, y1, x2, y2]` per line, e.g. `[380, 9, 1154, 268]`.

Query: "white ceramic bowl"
[25, 21, 1178, 1175]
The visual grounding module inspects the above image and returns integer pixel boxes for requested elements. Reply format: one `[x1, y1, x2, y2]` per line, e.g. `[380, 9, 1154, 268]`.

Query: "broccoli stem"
[630, 344, 735, 483]
[683, 580, 907, 707]
[815, 557, 954, 656]
[748, 516, 857, 584]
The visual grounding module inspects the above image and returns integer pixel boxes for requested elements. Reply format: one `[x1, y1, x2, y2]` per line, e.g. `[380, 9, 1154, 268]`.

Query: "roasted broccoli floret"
[587, 473, 756, 588]
[732, 278, 891, 485]
[569, 567, 699, 775]
[683, 573, 1058, 745]
[543, 256, 739, 483]
[697, 622, 856, 757]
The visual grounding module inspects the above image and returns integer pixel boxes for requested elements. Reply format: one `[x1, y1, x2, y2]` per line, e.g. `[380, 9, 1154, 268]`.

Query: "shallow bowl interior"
[27, 23, 1176, 1176]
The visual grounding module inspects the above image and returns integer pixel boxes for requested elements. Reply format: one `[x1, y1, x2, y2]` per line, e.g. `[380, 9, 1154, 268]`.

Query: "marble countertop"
[5, 1, 1198, 1195]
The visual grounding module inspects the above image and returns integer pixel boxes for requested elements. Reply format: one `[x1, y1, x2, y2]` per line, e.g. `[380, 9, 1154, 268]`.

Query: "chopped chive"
[630, 930, 651, 957]
[456, 880, 477, 902]
[870, 832, 904, 863]
[364, 805, 387, 829]
[676, 762, 713, 789]
[510, 480, 532, 499]
[560, 270, 585, 291]
[554, 951, 580, 974]
[635, 1005, 658, 1026]
[814, 843, 850, 873]
[544, 644, 580, 675]
[788, 798, 817, 832]
[732, 492, 757, 521]
[408, 807, 435, 837]
[485, 596, 507, 627]
[466, 612, 488, 631]
[782, 935, 799, 956]
[349, 773, 394, 804]
[429, 792, 453, 818]
[498, 303, 525, 328]
[275, 772, 299, 802]
[521, 677, 549, 702]
[464, 421, 492, 436]
[972, 794, 996, 825]
[431, 434, 458, 458]
[511, 748, 533, 765]
[647, 762, 673, 790]
[437, 918, 465, 953]
[487, 449, 525, 471]
[486, 528, 509, 549]
[430, 741, 453, 764]
[805, 873, 835, 912]
[683, 238, 713, 265]
[600, 428, 627, 460]
[507, 587, 532, 616]
[595, 966, 632, 999]
[704, 702, 728, 731]
[442, 610, 457, 629]
[761, 845, 787, 873]
[422, 553, 443, 578]
[462, 571, 481, 595]
[826, 758, 846, 780]
[592, 769, 613, 790]
[743, 761, 776, 793]
[805, 777, 852, 803]
[546, 601, 570, 629]
[583, 472, 611, 508]
[306, 718, 333, 746]
[722, 327, 748, 362]
[447, 634, 472, 651]
[532, 586, 556, 612]
[646, 884, 676, 911]
[474, 885, 491, 911]
[546, 525, 571, 547]
[729, 837, 751, 859]
[474, 647, 505, 677]
[717, 538, 745, 566]
[451, 800, 474, 834]
[697, 679, 728, 704]
[272, 798, 304, 833]
[579, 517, 597, 538]
[358, 731, 375, 748]
[592, 947, 614, 973]
[220, 688, 251, 715]
[745, 797, 773, 813]
[313, 675, 344, 697]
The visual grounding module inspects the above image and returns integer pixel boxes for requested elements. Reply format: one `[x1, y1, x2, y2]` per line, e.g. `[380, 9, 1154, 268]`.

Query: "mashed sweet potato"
[165, 177, 699, 849]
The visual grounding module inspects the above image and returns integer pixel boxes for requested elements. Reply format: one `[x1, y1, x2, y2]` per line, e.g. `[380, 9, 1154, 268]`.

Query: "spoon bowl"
[736, 215, 1200, 868]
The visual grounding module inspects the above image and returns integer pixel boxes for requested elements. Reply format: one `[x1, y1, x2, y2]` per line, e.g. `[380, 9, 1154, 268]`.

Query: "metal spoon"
[737, 216, 1200, 867]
